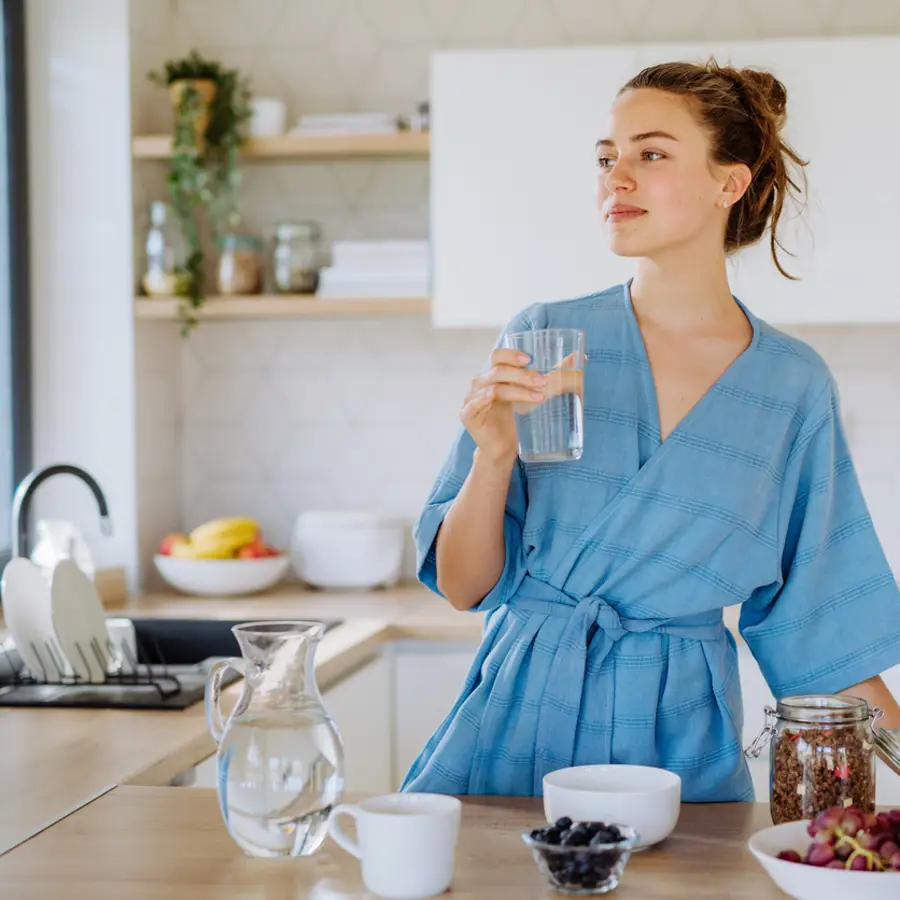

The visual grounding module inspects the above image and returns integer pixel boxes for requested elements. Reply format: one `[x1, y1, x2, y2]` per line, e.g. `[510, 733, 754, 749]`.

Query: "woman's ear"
[720, 163, 752, 208]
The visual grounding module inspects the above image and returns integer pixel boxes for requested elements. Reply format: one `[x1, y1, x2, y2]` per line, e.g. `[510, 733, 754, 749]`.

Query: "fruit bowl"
[749, 806, 900, 900]
[153, 553, 291, 597]
[523, 818, 638, 895]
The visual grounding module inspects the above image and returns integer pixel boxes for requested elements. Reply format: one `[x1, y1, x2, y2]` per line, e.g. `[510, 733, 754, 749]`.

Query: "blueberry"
[554, 816, 573, 830]
[607, 824, 622, 841]
[529, 827, 546, 841]
[543, 826, 563, 845]
[589, 829, 614, 846]
[561, 825, 591, 847]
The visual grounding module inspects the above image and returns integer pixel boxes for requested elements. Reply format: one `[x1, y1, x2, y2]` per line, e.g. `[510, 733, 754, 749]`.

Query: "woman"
[401, 60, 900, 801]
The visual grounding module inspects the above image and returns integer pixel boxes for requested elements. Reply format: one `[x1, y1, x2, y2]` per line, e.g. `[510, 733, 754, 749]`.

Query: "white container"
[749, 820, 900, 899]
[291, 511, 405, 590]
[153, 554, 290, 597]
[249, 97, 287, 137]
[542, 764, 681, 850]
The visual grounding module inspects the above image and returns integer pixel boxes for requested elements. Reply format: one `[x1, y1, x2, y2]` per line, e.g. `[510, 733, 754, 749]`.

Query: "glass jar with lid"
[270, 219, 322, 294]
[216, 233, 264, 296]
[141, 201, 187, 297]
[745, 694, 900, 824]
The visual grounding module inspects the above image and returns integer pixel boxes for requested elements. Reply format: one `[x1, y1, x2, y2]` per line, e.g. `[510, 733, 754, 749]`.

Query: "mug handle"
[204, 657, 248, 745]
[328, 804, 362, 859]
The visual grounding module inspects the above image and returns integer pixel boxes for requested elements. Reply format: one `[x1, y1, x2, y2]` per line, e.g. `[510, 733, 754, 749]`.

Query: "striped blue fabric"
[400, 281, 900, 802]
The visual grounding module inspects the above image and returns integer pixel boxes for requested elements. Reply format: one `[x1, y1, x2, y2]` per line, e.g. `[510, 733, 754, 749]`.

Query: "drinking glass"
[501, 328, 585, 462]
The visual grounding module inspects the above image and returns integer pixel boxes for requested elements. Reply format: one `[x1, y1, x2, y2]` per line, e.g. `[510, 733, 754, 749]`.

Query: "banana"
[188, 517, 260, 558]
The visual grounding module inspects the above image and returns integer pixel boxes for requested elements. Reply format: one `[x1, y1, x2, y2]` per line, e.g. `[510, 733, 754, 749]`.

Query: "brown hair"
[620, 59, 807, 279]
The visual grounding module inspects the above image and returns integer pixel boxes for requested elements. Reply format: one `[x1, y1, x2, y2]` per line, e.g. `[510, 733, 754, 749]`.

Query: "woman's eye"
[596, 157, 614, 169]
[642, 151, 664, 161]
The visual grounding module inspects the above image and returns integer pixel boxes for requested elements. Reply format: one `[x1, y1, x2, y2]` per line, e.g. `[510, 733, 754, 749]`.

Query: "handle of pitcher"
[204, 657, 247, 745]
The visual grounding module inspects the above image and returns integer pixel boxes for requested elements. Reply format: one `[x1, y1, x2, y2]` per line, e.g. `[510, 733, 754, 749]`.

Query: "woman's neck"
[630, 246, 743, 334]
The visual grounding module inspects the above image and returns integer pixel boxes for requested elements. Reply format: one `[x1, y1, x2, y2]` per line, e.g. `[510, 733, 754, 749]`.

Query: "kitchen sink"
[129, 617, 345, 667]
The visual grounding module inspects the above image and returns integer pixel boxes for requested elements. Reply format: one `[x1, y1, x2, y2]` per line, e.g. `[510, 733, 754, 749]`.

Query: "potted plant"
[148, 50, 252, 333]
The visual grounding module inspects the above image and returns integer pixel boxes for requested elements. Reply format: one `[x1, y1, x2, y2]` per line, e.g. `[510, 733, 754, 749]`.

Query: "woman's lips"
[607, 205, 646, 222]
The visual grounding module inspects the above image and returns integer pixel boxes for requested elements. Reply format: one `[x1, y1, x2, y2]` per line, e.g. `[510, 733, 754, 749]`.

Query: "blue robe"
[400, 280, 900, 801]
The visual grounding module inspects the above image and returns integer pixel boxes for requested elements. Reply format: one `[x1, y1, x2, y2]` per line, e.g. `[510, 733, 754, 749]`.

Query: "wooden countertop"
[0, 786, 786, 898]
[0, 582, 745, 859]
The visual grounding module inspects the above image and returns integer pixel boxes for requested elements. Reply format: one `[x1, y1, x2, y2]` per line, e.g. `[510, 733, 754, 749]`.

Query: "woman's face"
[596, 88, 735, 259]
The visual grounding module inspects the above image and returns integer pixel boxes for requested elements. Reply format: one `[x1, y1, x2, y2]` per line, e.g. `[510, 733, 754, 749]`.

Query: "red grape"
[880, 840, 899, 861]
[891, 850, 900, 871]
[777, 850, 802, 863]
[806, 843, 836, 867]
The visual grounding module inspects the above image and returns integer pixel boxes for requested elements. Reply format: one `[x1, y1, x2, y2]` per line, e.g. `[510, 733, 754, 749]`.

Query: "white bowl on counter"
[543, 764, 682, 850]
[153, 553, 291, 596]
[749, 820, 900, 899]
[290, 510, 405, 590]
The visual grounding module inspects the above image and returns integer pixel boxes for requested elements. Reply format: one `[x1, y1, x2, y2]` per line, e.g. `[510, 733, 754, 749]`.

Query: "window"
[0, 0, 31, 564]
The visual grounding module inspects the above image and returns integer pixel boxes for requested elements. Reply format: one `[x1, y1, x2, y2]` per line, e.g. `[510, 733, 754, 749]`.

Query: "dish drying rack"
[0, 632, 185, 698]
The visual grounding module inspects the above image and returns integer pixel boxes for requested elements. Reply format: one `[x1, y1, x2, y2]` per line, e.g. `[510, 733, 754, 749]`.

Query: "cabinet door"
[392, 642, 479, 788]
[431, 45, 639, 329]
[324, 653, 393, 795]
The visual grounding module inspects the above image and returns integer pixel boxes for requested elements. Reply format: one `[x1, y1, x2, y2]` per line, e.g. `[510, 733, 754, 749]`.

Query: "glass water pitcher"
[205, 620, 345, 857]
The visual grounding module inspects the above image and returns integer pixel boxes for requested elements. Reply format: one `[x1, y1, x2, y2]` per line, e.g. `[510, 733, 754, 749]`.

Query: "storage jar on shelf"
[270, 219, 322, 294]
[746, 694, 900, 824]
[216, 233, 264, 296]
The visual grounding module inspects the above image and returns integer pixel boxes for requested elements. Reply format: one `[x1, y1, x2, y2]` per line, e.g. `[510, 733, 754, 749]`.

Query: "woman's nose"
[604, 160, 634, 192]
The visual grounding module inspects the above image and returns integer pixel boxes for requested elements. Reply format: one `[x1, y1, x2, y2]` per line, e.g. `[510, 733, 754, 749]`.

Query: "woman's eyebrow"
[595, 130, 680, 149]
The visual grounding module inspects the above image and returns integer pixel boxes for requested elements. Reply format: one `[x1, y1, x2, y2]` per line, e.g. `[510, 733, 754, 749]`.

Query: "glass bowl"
[522, 820, 639, 895]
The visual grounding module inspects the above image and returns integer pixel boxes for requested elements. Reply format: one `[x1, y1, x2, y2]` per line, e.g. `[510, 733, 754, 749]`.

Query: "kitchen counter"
[0, 785, 786, 898]
[0, 582, 746, 857]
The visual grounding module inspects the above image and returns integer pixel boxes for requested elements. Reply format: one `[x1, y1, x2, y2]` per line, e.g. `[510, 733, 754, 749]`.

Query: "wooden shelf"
[132, 131, 430, 161]
[134, 295, 431, 320]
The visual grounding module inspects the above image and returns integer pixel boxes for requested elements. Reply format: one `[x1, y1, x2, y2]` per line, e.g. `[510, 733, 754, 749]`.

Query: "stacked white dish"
[290, 511, 406, 590]
[317, 240, 430, 299]
[290, 112, 400, 137]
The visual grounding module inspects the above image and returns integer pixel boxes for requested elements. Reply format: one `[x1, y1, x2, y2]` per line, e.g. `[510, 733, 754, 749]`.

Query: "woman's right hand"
[460, 348, 548, 464]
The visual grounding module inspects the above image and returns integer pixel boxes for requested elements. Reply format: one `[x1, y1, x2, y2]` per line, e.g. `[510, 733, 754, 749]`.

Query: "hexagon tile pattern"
[131, 0, 900, 581]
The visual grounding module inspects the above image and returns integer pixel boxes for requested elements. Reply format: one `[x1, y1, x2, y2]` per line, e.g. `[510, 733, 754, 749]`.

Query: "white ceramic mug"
[328, 793, 461, 900]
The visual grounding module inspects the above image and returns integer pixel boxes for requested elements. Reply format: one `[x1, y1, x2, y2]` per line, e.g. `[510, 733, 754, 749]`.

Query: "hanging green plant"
[148, 50, 252, 334]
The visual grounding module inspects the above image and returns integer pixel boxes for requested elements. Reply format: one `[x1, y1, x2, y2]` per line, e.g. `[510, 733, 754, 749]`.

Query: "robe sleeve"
[739, 379, 900, 698]
[412, 305, 542, 613]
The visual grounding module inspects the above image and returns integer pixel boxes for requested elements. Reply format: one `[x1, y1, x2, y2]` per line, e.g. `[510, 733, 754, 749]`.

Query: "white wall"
[130, 0, 900, 581]
[28, 0, 139, 585]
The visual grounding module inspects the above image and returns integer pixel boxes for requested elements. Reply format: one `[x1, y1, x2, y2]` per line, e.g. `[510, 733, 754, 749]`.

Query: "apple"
[159, 532, 189, 556]
[237, 537, 281, 559]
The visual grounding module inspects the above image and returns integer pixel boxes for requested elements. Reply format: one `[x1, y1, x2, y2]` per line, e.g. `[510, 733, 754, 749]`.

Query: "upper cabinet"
[430, 37, 900, 329]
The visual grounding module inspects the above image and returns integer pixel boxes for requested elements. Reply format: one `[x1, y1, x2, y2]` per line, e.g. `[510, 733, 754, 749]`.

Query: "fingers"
[490, 347, 531, 368]
[473, 364, 547, 393]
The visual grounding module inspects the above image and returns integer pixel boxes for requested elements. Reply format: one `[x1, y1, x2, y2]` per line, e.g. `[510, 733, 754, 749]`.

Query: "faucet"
[10, 463, 112, 558]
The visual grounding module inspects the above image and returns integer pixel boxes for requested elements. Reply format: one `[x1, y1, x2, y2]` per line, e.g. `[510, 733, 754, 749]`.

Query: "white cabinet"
[323, 653, 393, 795]
[431, 37, 900, 328]
[391, 641, 479, 788]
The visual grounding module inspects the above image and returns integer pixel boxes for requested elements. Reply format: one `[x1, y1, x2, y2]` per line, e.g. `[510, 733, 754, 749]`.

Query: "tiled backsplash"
[133, 0, 900, 584]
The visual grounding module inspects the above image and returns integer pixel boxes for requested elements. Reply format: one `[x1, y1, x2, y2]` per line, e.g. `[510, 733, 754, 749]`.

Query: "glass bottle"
[270, 219, 322, 294]
[141, 201, 185, 297]
[205, 620, 345, 857]
[746, 694, 882, 824]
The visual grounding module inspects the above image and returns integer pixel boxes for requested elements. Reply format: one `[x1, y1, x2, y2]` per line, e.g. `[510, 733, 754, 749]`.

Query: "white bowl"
[749, 820, 900, 900]
[153, 554, 291, 597]
[290, 510, 405, 590]
[543, 765, 681, 850]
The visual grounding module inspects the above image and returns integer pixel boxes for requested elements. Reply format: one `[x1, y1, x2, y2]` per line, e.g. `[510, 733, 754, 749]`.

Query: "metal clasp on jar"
[869, 705, 885, 733]
[745, 705, 778, 759]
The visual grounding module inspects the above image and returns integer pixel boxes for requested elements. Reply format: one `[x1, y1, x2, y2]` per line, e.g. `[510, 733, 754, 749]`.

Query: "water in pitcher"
[515, 390, 584, 462]
[217, 708, 344, 858]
